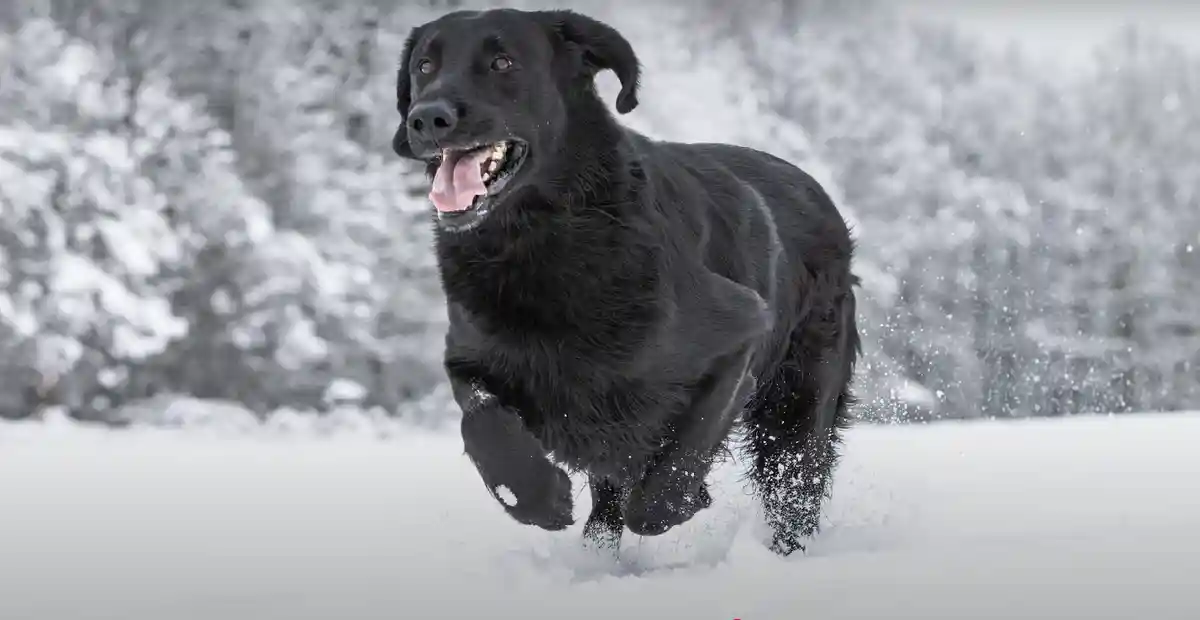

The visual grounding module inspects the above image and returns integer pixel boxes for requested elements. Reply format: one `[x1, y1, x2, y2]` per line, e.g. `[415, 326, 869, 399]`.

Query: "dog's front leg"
[451, 372, 575, 531]
[623, 347, 756, 536]
[581, 475, 626, 551]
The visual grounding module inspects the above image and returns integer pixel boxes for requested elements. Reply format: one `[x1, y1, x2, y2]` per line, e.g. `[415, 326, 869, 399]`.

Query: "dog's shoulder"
[618, 135, 783, 253]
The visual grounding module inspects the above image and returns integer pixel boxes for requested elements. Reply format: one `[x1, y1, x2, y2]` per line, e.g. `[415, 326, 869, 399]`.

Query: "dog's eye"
[491, 56, 514, 72]
[416, 59, 434, 75]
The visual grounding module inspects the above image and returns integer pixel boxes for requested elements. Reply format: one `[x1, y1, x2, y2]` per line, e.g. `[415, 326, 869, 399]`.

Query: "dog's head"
[393, 9, 640, 230]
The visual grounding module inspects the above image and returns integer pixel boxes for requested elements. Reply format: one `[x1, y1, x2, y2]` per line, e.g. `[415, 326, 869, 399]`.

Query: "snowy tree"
[0, 19, 186, 420]
[1, 0, 1196, 424]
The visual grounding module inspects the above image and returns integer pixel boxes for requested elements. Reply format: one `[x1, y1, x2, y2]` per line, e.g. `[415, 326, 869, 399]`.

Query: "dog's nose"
[407, 100, 458, 143]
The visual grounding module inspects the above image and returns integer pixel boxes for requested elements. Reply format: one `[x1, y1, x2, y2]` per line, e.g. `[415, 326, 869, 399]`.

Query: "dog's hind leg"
[619, 270, 769, 536]
[744, 288, 860, 556]
[623, 346, 754, 537]
[672, 271, 774, 362]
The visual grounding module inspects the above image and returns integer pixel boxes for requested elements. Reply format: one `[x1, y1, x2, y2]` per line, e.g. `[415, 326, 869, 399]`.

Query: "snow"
[495, 485, 518, 508]
[2, 411, 1199, 619]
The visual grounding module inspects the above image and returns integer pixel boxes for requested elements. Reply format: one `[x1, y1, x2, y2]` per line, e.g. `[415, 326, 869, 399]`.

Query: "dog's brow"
[483, 35, 507, 53]
[426, 34, 443, 56]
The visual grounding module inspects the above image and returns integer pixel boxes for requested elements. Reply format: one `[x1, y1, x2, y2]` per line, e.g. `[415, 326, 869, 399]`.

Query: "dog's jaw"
[429, 140, 531, 233]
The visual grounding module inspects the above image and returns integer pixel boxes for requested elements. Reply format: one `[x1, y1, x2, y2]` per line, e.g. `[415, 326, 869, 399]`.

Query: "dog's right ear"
[536, 10, 641, 114]
[393, 25, 423, 159]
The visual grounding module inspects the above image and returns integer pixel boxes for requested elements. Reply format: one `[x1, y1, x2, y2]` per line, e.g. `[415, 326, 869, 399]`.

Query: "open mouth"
[427, 140, 529, 221]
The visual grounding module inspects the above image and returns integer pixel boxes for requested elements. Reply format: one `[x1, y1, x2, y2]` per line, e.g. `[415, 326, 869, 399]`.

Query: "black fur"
[392, 8, 862, 556]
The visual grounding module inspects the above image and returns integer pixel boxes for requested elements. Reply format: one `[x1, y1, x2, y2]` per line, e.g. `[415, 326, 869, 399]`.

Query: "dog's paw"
[462, 404, 575, 530]
[767, 532, 808, 557]
[623, 479, 712, 537]
[490, 459, 575, 531]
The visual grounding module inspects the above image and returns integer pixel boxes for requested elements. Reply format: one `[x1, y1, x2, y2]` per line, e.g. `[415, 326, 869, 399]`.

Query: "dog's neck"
[550, 92, 629, 204]
[434, 95, 661, 342]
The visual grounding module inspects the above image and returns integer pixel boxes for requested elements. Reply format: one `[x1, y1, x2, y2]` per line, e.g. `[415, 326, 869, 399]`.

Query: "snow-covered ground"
[2, 411, 1199, 619]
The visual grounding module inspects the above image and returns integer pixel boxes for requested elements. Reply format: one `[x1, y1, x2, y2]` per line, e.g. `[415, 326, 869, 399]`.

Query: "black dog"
[392, 8, 861, 556]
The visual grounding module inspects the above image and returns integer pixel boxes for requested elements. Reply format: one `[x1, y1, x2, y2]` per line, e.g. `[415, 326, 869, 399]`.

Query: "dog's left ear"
[537, 10, 641, 114]
[393, 25, 424, 159]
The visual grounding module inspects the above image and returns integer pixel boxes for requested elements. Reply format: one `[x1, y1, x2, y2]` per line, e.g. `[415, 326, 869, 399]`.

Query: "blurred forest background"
[0, 0, 1196, 428]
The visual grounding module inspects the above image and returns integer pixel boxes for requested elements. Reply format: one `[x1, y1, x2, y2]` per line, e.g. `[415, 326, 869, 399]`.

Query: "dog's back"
[624, 132, 857, 367]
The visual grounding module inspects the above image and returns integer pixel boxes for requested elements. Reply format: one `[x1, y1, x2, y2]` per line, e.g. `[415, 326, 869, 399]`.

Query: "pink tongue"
[430, 149, 491, 213]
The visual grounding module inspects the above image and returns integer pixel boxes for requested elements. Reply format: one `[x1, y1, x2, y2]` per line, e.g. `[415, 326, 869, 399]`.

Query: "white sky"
[896, 0, 1200, 68]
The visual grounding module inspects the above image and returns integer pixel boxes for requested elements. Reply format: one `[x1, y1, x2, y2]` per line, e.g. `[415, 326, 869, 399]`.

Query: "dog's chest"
[481, 343, 686, 482]
[529, 384, 686, 483]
